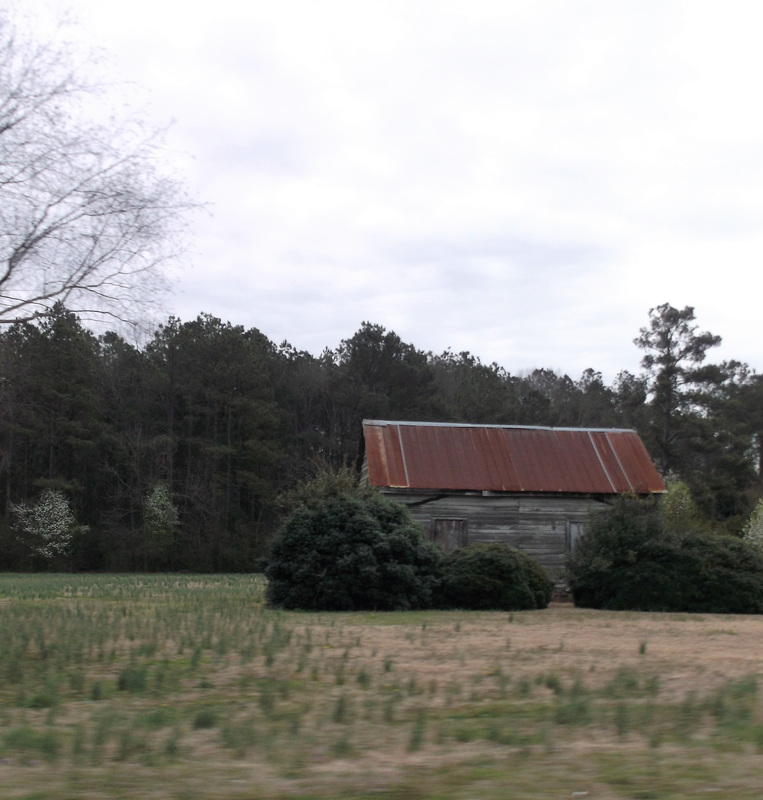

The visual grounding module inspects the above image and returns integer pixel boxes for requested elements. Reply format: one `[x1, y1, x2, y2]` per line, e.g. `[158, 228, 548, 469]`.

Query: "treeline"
[0, 302, 761, 571]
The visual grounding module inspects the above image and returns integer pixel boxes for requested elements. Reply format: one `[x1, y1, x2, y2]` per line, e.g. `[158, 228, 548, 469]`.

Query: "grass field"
[2, 574, 763, 799]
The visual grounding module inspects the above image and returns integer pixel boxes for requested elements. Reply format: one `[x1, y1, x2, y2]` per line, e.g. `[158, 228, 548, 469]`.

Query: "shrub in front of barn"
[568, 496, 763, 613]
[435, 543, 553, 610]
[265, 491, 443, 611]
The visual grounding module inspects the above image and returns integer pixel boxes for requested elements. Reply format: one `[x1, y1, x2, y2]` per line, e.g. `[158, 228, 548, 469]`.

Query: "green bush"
[522, 552, 556, 608]
[435, 543, 553, 610]
[568, 497, 763, 613]
[265, 491, 443, 611]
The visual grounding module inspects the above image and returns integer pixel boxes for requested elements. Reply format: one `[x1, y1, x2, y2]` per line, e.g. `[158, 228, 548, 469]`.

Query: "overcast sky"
[37, 0, 763, 381]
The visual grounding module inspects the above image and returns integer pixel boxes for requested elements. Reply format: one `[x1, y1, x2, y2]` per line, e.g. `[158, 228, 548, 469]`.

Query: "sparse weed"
[408, 708, 427, 751]
[116, 663, 148, 693]
[192, 708, 219, 730]
[4, 725, 61, 763]
[333, 693, 351, 723]
[356, 667, 371, 689]
[1, 574, 762, 799]
[554, 680, 591, 725]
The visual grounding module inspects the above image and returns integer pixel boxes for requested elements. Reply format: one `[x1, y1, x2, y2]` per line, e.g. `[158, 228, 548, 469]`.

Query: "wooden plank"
[385, 489, 602, 584]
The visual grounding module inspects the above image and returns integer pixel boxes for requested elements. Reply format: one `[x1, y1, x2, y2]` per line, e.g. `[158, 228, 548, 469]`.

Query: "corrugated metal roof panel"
[363, 420, 665, 495]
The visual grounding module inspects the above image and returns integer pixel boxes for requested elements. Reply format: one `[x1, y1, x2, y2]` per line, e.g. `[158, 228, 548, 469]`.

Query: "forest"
[0, 301, 760, 572]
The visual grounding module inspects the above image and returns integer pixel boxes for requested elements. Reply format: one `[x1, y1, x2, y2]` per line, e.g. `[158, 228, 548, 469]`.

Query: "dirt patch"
[316, 606, 763, 699]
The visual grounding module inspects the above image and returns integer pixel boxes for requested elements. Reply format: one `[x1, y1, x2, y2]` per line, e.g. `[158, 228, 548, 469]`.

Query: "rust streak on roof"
[363, 420, 665, 495]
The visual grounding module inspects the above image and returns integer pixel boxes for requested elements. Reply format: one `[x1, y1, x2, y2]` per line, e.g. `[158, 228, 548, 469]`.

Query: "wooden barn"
[361, 420, 665, 582]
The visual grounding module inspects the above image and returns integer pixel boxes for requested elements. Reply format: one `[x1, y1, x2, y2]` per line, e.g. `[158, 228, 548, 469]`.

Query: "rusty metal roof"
[363, 420, 665, 495]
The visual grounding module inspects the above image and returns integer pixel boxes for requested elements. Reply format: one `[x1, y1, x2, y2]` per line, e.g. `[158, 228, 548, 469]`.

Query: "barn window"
[431, 518, 468, 553]
[567, 522, 584, 552]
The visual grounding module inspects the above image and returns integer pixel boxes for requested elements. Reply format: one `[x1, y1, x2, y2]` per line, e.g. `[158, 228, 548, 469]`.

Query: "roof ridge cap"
[361, 419, 637, 434]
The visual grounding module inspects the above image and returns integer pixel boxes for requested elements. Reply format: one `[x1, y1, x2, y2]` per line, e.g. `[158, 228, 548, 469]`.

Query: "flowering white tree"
[743, 499, 763, 551]
[142, 483, 179, 568]
[10, 489, 81, 559]
[659, 477, 703, 534]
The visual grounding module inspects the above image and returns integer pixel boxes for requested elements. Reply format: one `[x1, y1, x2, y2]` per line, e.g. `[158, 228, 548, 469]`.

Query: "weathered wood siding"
[381, 490, 607, 583]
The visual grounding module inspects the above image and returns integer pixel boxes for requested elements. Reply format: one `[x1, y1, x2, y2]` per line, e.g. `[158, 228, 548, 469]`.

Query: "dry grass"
[2, 575, 763, 799]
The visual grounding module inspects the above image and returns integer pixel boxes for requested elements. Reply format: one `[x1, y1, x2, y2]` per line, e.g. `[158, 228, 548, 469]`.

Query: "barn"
[361, 419, 666, 582]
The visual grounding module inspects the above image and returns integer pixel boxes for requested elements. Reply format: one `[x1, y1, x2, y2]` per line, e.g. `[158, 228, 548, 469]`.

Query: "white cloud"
[35, 0, 763, 381]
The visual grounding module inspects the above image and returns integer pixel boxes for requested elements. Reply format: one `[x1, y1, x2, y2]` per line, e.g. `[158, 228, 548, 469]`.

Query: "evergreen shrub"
[436, 542, 553, 610]
[568, 497, 763, 613]
[265, 491, 443, 611]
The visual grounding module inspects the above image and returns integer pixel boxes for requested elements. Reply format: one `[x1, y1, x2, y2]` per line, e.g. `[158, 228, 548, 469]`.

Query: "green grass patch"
[1, 574, 763, 799]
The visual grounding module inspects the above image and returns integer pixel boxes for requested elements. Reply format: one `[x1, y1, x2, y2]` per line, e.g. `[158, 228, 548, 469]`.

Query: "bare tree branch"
[0, 12, 197, 327]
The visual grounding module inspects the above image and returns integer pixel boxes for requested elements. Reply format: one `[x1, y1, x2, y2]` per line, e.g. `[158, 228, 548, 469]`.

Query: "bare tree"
[0, 12, 194, 327]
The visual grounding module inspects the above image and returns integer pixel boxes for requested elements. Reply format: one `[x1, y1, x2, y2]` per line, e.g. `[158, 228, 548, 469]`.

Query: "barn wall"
[382, 490, 607, 583]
